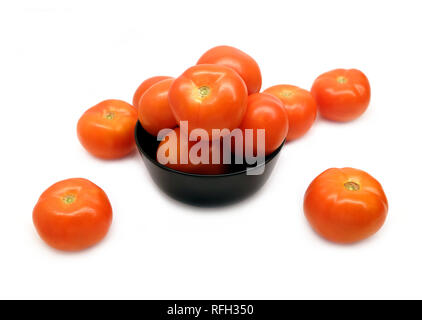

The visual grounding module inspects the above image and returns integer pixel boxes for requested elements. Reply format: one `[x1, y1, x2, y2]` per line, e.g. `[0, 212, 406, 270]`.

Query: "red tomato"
[311, 69, 371, 122]
[237, 93, 289, 156]
[33, 178, 112, 251]
[168, 64, 248, 139]
[304, 168, 388, 243]
[197, 45, 262, 95]
[138, 78, 178, 136]
[132, 76, 172, 108]
[264, 85, 317, 141]
[156, 127, 227, 175]
[77, 99, 138, 159]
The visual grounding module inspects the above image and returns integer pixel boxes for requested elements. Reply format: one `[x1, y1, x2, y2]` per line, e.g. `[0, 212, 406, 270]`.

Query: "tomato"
[132, 76, 172, 108]
[311, 69, 371, 122]
[77, 99, 138, 159]
[237, 93, 289, 156]
[304, 167, 388, 243]
[156, 127, 227, 175]
[138, 78, 178, 136]
[197, 45, 262, 95]
[264, 85, 317, 141]
[169, 64, 248, 139]
[33, 178, 112, 251]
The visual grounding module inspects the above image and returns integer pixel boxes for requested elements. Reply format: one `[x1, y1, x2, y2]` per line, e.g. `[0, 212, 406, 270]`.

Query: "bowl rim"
[134, 121, 284, 178]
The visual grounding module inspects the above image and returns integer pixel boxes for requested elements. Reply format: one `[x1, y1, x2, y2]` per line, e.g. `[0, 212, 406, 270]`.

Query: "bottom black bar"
[1, 300, 406, 318]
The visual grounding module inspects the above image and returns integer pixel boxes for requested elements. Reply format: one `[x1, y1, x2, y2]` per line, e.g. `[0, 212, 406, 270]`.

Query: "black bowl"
[134, 121, 284, 206]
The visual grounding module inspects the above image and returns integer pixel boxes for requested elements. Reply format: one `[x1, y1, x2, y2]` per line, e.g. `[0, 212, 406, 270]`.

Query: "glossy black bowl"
[135, 121, 284, 206]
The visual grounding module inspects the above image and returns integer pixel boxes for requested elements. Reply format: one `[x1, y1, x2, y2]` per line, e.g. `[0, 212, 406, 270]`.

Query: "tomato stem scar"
[105, 112, 115, 120]
[337, 76, 347, 84]
[281, 90, 293, 97]
[198, 86, 210, 98]
[62, 194, 76, 204]
[344, 181, 360, 191]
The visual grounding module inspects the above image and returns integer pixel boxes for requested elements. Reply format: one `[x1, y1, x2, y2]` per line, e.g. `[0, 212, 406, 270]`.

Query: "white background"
[1, 0, 421, 299]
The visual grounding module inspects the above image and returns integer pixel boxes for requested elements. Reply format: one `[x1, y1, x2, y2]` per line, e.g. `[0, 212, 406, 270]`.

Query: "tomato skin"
[264, 85, 317, 141]
[33, 178, 112, 251]
[311, 69, 371, 122]
[304, 168, 388, 243]
[77, 99, 138, 159]
[168, 64, 248, 139]
[156, 127, 227, 175]
[138, 78, 178, 136]
[132, 76, 172, 108]
[238, 93, 289, 156]
[197, 45, 262, 95]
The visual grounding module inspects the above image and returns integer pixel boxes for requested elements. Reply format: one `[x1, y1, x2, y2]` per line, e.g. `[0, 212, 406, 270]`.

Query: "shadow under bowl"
[135, 121, 284, 206]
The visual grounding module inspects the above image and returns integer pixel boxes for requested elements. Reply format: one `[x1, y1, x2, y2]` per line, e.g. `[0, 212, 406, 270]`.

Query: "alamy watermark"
[157, 121, 266, 175]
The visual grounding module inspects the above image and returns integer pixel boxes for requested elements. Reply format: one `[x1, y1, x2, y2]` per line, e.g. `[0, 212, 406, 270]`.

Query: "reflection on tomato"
[311, 69, 371, 122]
[77, 99, 138, 159]
[138, 78, 178, 136]
[132, 76, 172, 109]
[197, 45, 262, 95]
[157, 127, 227, 175]
[264, 85, 317, 141]
[33, 178, 112, 251]
[304, 167, 388, 243]
[169, 64, 248, 139]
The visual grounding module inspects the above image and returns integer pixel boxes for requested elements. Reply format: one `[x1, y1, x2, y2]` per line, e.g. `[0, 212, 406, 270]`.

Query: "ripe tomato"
[33, 178, 112, 251]
[311, 69, 371, 122]
[197, 45, 262, 95]
[138, 78, 178, 136]
[77, 99, 138, 159]
[156, 127, 227, 175]
[304, 168, 388, 243]
[237, 93, 289, 156]
[132, 76, 172, 108]
[264, 85, 317, 141]
[168, 64, 248, 139]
